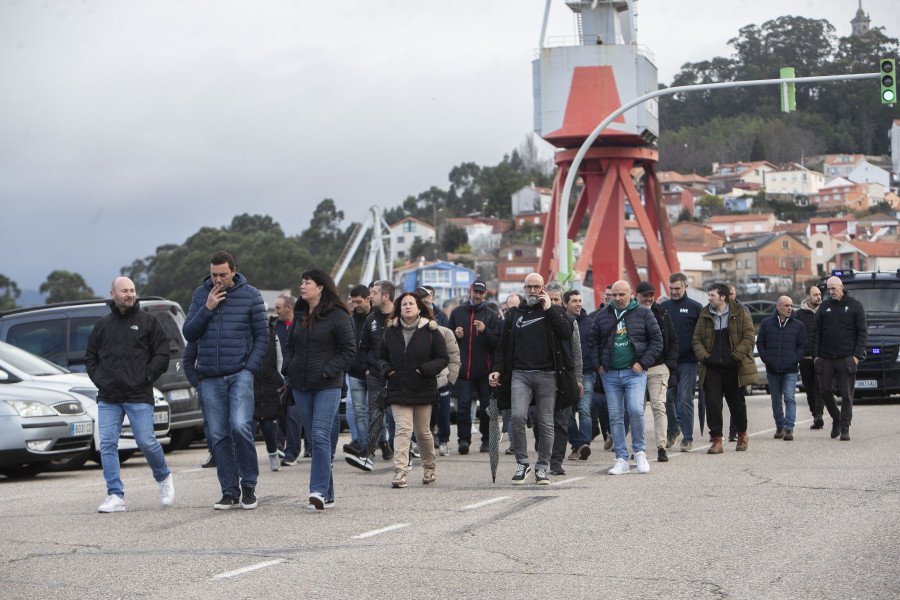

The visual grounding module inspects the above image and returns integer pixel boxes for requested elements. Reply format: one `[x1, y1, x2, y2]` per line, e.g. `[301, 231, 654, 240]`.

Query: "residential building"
[703, 232, 812, 294]
[708, 213, 777, 238]
[657, 171, 711, 222]
[511, 184, 552, 216]
[831, 240, 900, 272]
[847, 159, 890, 189]
[392, 259, 475, 308]
[707, 161, 777, 194]
[670, 222, 725, 291]
[856, 212, 899, 239]
[514, 212, 549, 229]
[497, 244, 541, 298]
[809, 178, 885, 212]
[822, 154, 866, 180]
[443, 217, 511, 235]
[389, 217, 436, 263]
[764, 164, 826, 202]
[809, 233, 844, 278]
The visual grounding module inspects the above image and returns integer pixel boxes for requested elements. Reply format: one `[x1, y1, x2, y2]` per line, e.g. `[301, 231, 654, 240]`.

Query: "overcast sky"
[1, 0, 896, 298]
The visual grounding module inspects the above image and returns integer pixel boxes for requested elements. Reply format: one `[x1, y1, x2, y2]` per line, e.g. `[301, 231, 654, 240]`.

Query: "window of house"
[816, 241, 823, 248]
[779, 258, 786, 269]
[682, 227, 689, 235]
[782, 239, 789, 249]
[754, 224, 763, 231]
[397, 236, 405, 244]
[403, 220, 416, 233]
[735, 225, 743, 232]
[397, 250, 405, 258]
[422, 269, 451, 285]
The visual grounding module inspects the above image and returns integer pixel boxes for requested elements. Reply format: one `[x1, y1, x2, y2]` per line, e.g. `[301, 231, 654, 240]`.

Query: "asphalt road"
[2, 391, 898, 600]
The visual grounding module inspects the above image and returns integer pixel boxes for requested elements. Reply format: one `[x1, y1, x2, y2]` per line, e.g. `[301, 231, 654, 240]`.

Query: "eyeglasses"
[523, 285, 542, 292]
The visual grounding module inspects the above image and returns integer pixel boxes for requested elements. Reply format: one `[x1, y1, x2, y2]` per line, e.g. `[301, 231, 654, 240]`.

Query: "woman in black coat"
[283, 269, 356, 510]
[379, 292, 448, 489]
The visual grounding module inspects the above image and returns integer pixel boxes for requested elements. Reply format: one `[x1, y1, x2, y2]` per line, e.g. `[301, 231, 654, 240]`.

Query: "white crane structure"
[331, 206, 392, 286]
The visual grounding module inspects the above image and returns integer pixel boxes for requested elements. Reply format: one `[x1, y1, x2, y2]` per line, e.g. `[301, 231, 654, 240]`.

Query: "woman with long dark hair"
[379, 292, 448, 488]
[283, 268, 356, 509]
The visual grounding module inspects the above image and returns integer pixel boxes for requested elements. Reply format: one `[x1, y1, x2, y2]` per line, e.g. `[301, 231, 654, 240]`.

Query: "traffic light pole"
[556, 71, 882, 282]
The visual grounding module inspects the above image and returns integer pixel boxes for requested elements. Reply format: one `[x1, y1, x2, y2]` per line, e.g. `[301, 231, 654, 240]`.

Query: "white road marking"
[461, 496, 510, 510]
[352, 523, 410, 539]
[179, 468, 206, 473]
[212, 558, 284, 579]
[550, 476, 584, 486]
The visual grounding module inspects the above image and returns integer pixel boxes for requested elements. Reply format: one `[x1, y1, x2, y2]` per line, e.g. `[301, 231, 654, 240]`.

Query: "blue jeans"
[197, 387, 214, 454]
[98, 401, 169, 498]
[666, 361, 698, 442]
[293, 387, 341, 500]
[201, 370, 258, 497]
[348, 376, 368, 448]
[767, 371, 798, 430]
[601, 369, 647, 460]
[568, 373, 594, 448]
[436, 384, 452, 443]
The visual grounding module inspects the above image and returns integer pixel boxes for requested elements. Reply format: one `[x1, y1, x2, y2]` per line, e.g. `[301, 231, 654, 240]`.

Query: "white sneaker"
[635, 451, 650, 474]
[98, 495, 125, 513]
[608, 457, 630, 475]
[158, 474, 175, 506]
[268, 452, 280, 471]
[438, 443, 449, 456]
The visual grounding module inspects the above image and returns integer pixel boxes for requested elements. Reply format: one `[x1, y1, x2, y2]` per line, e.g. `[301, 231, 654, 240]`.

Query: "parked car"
[0, 298, 201, 450]
[0, 385, 93, 478]
[0, 340, 171, 470]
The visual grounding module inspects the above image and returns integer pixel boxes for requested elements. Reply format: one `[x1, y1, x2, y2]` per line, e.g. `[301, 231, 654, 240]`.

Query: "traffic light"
[881, 58, 896, 104]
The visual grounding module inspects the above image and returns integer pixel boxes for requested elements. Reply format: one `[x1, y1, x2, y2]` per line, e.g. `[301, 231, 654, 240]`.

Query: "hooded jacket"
[793, 299, 819, 357]
[692, 298, 757, 388]
[378, 317, 449, 406]
[85, 300, 169, 405]
[435, 325, 461, 388]
[811, 291, 867, 360]
[448, 301, 499, 379]
[183, 272, 269, 377]
[254, 321, 284, 420]
[283, 306, 356, 391]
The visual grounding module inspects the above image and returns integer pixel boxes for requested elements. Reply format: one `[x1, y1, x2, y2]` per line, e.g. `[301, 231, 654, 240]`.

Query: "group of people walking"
[84, 250, 867, 513]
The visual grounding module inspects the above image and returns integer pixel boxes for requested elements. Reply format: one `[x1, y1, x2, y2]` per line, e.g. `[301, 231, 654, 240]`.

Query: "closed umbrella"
[486, 390, 501, 483]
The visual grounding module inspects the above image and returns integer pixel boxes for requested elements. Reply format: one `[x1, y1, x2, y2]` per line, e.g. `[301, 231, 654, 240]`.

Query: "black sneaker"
[548, 467, 566, 476]
[657, 447, 669, 462]
[379, 441, 394, 461]
[281, 456, 298, 467]
[343, 440, 363, 457]
[241, 487, 257, 510]
[458, 440, 470, 455]
[202, 453, 216, 469]
[535, 469, 551, 485]
[831, 420, 840, 439]
[810, 417, 824, 430]
[213, 494, 240, 510]
[345, 454, 374, 471]
[511, 463, 532, 484]
[479, 444, 489, 453]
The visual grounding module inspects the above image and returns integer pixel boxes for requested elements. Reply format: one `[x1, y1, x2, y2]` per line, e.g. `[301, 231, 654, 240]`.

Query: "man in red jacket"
[448, 280, 499, 454]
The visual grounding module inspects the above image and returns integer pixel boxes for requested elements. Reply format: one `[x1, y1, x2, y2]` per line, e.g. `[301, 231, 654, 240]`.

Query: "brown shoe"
[736, 431, 749, 451]
[774, 428, 785, 439]
[707, 437, 723, 454]
[783, 429, 793, 441]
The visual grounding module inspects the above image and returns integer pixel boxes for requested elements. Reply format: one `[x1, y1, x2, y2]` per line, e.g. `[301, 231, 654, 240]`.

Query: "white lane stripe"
[461, 496, 510, 510]
[213, 559, 285, 579]
[352, 523, 411, 539]
[179, 468, 205, 473]
[550, 476, 584, 486]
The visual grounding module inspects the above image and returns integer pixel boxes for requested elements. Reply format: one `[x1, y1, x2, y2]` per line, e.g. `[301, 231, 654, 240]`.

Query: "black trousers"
[703, 366, 747, 438]
[815, 357, 856, 427]
[800, 357, 839, 420]
[549, 406, 571, 470]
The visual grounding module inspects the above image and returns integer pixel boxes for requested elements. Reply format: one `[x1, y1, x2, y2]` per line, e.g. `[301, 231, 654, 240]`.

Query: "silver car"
[0, 385, 93, 478]
[0, 341, 171, 470]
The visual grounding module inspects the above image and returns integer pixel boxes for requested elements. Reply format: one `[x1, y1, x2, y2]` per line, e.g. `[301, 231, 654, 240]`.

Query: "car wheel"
[0, 463, 47, 478]
[164, 428, 195, 452]
[46, 450, 91, 472]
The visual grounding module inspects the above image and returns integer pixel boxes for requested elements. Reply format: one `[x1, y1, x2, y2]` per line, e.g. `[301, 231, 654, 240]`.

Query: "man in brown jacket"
[692, 282, 757, 454]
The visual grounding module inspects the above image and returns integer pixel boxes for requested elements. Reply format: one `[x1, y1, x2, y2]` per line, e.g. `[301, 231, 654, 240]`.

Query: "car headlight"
[153, 387, 165, 405]
[4, 399, 57, 417]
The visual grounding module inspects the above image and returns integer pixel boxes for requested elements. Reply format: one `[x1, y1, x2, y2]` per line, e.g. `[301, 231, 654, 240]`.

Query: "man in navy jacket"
[183, 251, 268, 510]
[756, 296, 806, 441]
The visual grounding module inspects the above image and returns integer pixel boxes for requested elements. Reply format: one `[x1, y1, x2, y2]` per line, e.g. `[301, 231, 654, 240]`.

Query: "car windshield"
[844, 288, 900, 313]
[0, 341, 70, 376]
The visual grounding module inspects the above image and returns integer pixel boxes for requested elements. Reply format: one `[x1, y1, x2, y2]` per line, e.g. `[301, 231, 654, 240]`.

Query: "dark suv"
[0, 298, 202, 450]
[821, 270, 900, 399]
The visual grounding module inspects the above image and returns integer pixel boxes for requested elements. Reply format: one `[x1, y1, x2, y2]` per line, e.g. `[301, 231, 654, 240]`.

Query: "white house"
[388, 217, 436, 264]
[511, 184, 552, 216]
[847, 160, 890, 189]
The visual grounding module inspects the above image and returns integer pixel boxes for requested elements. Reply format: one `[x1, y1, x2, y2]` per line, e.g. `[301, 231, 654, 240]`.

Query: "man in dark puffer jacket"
[183, 251, 268, 511]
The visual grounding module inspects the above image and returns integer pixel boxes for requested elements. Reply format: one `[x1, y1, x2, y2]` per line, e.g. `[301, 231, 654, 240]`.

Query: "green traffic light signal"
[881, 58, 896, 104]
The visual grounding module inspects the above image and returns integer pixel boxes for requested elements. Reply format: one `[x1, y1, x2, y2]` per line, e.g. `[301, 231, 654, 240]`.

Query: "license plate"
[855, 380, 878, 389]
[154, 409, 170, 424]
[168, 388, 190, 401]
[72, 421, 92, 436]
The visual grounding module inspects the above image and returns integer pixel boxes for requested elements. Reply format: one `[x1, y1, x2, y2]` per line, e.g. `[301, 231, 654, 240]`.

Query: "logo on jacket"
[825, 308, 832, 312]
[844, 306, 849, 312]
[516, 315, 544, 328]
[130, 325, 139, 331]
[680, 308, 689, 314]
